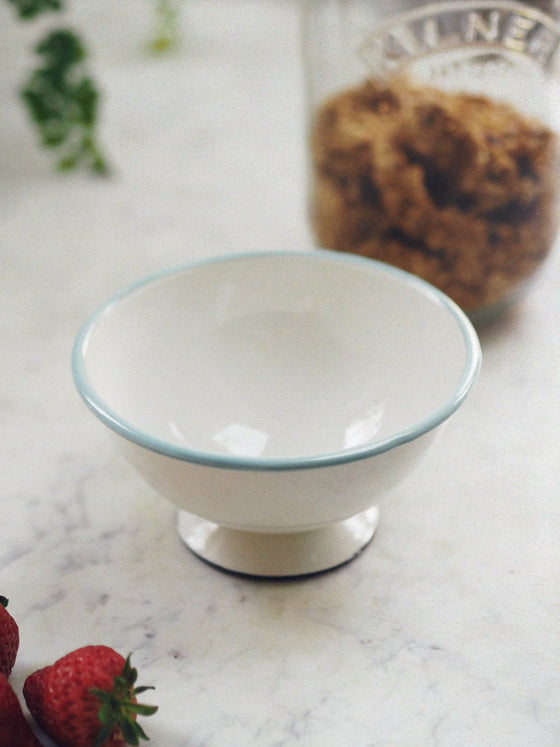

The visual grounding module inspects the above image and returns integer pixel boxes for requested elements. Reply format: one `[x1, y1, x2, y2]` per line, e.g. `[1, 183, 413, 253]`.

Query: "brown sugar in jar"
[310, 76, 559, 314]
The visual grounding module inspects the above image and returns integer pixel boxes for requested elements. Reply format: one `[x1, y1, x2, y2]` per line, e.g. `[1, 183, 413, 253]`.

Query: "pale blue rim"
[72, 249, 481, 472]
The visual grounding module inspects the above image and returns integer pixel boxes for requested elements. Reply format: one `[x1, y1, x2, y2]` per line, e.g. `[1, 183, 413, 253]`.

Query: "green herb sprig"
[6, 0, 61, 19]
[150, 0, 181, 53]
[23, 30, 108, 173]
[6, 0, 109, 174]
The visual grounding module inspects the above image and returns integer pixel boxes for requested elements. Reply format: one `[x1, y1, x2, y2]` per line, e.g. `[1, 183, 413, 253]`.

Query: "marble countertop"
[1, 1, 559, 744]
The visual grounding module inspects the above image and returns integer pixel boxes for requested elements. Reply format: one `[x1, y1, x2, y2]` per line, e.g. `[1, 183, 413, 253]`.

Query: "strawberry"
[0, 596, 19, 678]
[0, 672, 42, 747]
[23, 645, 157, 747]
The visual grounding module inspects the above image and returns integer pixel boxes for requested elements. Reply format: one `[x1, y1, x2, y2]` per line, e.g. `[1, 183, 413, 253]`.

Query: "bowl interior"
[76, 252, 479, 463]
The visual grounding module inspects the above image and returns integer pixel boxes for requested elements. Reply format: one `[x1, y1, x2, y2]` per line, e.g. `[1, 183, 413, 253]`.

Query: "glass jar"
[302, 1, 560, 321]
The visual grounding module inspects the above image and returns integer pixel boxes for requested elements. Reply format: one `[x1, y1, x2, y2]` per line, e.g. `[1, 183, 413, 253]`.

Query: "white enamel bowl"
[72, 250, 481, 577]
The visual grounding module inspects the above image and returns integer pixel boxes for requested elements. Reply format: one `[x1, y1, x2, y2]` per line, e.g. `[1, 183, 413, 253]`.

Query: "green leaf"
[35, 29, 85, 71]
[93, 719, 114, 747]
[120, 719, 141, 745]
[149, 0, 181, 54]
[21, 29, 109, 174]
[90, 655, 158, 746]
[6, 0, 62, 20]
[127, 702, 159, 716]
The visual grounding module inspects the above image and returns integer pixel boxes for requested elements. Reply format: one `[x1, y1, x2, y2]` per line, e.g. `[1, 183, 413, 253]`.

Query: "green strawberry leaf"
[91, 655, 157, 747]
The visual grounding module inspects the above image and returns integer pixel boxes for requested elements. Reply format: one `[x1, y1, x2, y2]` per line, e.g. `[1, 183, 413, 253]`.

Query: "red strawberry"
[23, 645, 157, 747]
[0, 672, 42, 747]
[0, 596, 19, 678]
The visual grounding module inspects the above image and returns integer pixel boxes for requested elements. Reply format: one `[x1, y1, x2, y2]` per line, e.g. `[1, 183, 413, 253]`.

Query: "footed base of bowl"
[177, 507, 379, 578]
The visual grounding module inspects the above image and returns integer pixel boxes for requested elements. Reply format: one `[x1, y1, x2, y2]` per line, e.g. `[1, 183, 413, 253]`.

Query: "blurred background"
[0, 0, 311, 294]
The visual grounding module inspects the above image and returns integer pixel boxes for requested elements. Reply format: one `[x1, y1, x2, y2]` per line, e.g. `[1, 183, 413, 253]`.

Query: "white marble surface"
[1, 1, 559, 745]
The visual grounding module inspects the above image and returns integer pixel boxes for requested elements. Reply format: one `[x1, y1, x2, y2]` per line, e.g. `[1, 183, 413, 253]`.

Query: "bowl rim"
[72, 249, 481, 472]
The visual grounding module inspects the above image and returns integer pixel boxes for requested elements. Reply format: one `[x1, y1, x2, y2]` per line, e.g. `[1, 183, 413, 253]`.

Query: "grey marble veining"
[1, 1, 559, 745]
